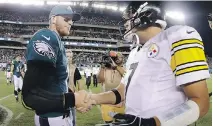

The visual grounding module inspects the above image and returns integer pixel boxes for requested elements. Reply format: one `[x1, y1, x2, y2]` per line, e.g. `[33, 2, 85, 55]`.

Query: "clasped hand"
[74, 90, 96, 113]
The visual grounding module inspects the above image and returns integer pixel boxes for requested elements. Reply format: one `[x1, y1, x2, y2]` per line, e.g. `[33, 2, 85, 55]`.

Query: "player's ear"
[50, 16, 57, 25]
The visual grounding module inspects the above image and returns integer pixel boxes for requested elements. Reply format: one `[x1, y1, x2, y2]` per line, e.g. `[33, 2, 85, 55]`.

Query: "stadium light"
[166, 11, 185, 22]
[92, 4, 97, 8]
[70, 2, 75, 6]
[46, 1, 58, 5]
[99, 4, 106, 9]
[0, 0, 7, 3]
[106, 5, 118, 11]
[7, 0, 22, 4]
[80, 2, 88, 7]
[119, 7, 126, 12]
[92, 3, 106, 9]
[59, 2, 72, 5]
[21, 0, 44, 6]
[111, 6, 118, 11]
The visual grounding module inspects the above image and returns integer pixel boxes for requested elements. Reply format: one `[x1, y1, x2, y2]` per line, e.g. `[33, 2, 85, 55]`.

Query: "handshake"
[74, 90, 97, 113]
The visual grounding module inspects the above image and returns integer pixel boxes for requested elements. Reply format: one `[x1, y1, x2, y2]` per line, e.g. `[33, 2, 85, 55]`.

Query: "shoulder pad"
[166, 25, 202, 44]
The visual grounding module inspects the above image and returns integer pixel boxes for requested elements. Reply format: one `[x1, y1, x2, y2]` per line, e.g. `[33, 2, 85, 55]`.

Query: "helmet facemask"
[119, 2, 148, 46]
[119, 2, 167, 48]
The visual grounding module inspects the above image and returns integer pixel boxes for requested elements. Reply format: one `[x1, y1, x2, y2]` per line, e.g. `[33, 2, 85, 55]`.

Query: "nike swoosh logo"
[42, 35, 50, 41]
[187, 30, 195, 34]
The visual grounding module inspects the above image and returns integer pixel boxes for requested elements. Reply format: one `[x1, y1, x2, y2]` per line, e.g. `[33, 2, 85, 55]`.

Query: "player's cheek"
[65, 26, 70, 33]
[66, 29, 70, 35]
[62, 27, 68, 35]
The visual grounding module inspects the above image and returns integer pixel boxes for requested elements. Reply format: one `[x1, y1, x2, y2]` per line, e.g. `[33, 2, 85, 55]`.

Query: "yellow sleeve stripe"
[171, 47, 206, 71]
[176, 60, 206, 68]
[172, 39, 203, 50]
[176, 65, 208, 76]
[172, 60, 206, 73]
[172, 46, 204, 56]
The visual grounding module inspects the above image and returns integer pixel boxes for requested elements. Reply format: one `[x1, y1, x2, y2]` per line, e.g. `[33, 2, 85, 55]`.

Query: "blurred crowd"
[0, 6, 211, 73]
[0, 48, 211, 74]
[77, 15, 119, 26]
[0, 49, 25, 63]
[0, 24, 122, 40]
[0, 48, 128, 65]
[0, 10, 120, 26]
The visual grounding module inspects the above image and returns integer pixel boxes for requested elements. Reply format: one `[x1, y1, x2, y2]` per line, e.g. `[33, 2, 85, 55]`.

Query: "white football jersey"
[85, 68, 92, 77]
[121, 46, 141, 85]
[92, 67, 99, 75]
[122, 25, 210, 118]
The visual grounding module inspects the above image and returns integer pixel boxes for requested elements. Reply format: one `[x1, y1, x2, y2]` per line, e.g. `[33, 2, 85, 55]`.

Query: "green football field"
[0, 71, 212, 126]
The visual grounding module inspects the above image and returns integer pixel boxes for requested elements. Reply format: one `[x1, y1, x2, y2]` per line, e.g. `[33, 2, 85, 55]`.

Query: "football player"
[6, 60, 12, 85]
[85, 65, 92, 89]
[11, 55, 24, 102]
[83, 2, 210, 126]
[21, 5, 93, 126]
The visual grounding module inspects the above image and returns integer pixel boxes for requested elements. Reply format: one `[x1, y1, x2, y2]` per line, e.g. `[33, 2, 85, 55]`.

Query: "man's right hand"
[74, 90, 96, 113]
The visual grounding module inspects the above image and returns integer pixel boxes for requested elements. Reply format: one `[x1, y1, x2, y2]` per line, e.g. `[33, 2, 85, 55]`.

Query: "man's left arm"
[153, 79, 210, 126]
[183, 80, 210, 117]
[154, 26, 211, 126]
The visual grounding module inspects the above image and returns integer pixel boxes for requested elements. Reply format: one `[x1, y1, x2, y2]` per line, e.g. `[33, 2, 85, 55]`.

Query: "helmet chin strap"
[132, 33, 140, 45]
[124, 33, 142, 50]
[131, 33, 142, 50]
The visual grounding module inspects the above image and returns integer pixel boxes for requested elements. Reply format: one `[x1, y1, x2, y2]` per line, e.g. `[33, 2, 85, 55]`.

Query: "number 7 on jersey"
[125, 62, 139, 96]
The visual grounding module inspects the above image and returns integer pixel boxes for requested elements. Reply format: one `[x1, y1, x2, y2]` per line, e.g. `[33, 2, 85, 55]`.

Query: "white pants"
[34, 114, 73, 126]
[6, 72, 11, 79]
[13, 75, 23, 91]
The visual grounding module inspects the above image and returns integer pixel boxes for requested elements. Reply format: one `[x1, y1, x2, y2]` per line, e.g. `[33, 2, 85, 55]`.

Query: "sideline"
[0, 104, 13, 126]
[15, 112, 24, 120]
[0, 94, 13, 101]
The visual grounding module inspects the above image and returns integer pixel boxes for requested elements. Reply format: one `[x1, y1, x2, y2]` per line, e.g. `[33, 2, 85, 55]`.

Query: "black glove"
[111, 113, 156, 126]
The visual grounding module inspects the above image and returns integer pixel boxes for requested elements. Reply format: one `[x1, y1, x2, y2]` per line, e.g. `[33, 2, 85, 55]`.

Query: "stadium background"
[0, 1, 212, 126]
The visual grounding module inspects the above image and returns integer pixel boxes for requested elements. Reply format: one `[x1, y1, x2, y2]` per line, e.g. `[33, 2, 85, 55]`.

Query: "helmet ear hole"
[134, 18, 141, 25]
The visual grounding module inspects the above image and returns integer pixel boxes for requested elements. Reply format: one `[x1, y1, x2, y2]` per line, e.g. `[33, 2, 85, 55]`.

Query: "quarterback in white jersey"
[122, 25, 209, 118]
[80, 2, 211, 126]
